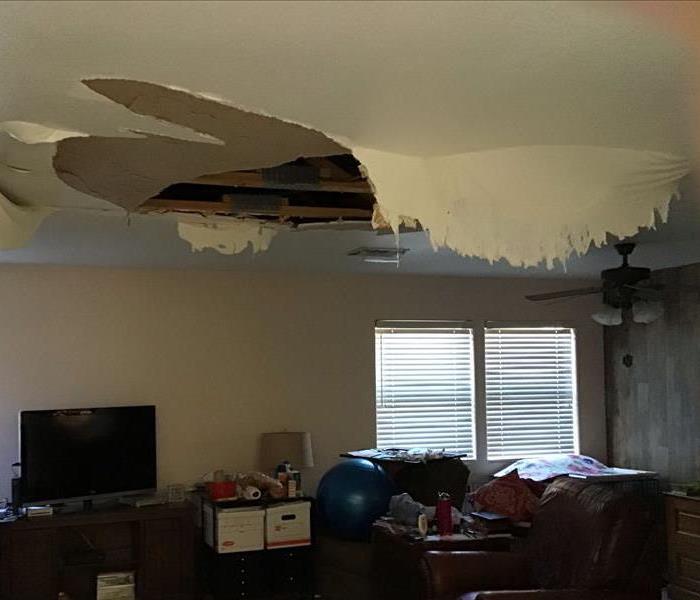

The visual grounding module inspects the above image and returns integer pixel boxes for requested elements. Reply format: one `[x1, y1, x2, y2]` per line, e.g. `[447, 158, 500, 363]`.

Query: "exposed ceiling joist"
[139, 197, 372, 220]
[305, 156, 357, 181]
[278, 205, 371, 219]
[188, 170, 372, 194]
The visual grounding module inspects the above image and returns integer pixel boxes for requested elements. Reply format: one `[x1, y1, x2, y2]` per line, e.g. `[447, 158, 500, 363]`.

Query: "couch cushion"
[526, 478, 656, 590]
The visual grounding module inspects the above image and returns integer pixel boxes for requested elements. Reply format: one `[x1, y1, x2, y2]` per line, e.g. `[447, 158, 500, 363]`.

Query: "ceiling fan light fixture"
[591, 306, 623, 326]
[632, 300, 664, 324]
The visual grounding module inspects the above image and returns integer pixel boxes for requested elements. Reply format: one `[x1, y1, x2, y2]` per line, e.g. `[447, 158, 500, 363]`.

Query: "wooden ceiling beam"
[187, 170, 372, 194]
[278, 206, 372, 219]
[138, 197, 372, 220]
[305, 157, 357, 181]
[138, 198, 234, 213]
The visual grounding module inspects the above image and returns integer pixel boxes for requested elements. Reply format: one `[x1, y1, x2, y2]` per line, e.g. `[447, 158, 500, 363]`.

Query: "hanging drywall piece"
[53, 79, 348, 211]
[0, 121, 88, 145]
[356, 145, 690, 268]
[0, 163, 32, 175]
[0, 191, 53, 249]
[177, 217, 282, 255]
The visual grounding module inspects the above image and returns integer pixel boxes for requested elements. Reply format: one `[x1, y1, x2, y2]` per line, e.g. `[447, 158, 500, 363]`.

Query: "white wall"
[0, 266, 606, 498]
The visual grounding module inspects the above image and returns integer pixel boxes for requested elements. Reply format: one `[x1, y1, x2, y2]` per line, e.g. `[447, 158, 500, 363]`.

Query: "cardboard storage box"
[203, 504, 265, 553]
[265, 501, 311, 549]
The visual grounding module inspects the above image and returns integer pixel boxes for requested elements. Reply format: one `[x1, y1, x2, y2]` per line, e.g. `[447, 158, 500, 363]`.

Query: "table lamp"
[259, 431, 314, 497]
[259, 431, 314, 472]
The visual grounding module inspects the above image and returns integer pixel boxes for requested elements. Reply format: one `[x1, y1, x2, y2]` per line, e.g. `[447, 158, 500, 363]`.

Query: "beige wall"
[0, 266, 606, 499]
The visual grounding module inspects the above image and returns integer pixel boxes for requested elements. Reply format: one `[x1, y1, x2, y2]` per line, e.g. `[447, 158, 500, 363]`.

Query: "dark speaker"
[11, 477, 21, 509]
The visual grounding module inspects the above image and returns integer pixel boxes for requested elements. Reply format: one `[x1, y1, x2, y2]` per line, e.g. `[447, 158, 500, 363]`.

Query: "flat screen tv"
[20, 405, 156, 505]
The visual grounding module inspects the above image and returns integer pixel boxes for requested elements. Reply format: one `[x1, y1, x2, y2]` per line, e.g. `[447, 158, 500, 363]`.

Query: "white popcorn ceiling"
[0, 1, 694, 267]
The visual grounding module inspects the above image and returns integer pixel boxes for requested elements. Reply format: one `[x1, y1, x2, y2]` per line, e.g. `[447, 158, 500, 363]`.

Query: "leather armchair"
[420, 478, 661, 600]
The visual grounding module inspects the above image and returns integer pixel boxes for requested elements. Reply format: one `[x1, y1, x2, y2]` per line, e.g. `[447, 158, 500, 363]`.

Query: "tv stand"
[52, 497, 122, 514]
[0, 502, 194, 600]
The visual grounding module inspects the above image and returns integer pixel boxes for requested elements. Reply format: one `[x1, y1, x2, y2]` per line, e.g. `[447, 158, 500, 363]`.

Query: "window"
[375, 322, 475, 458]
[485, 327, 578, 460]
[374, 323, 580, 462]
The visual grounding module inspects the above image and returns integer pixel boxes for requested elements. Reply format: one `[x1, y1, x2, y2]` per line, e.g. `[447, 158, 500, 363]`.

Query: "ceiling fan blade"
[625, 284, 663, 299]
[525, 286, 603, 302]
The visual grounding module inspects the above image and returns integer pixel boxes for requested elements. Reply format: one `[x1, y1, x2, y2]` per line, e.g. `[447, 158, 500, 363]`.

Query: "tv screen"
[20, 405, 156, 504]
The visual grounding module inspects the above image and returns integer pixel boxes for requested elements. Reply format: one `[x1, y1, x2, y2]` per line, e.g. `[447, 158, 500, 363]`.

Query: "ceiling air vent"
[348, 246, 408, 264]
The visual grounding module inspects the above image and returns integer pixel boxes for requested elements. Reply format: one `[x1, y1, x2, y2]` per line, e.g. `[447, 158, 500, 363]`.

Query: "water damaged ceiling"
[0, 1, 697, 275]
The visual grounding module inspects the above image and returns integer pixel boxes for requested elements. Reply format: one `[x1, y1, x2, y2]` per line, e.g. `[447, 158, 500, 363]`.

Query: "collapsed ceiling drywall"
[0, 1, 695, 266]
[358, 145, 690, 267]
[0, 192, 52, 250]
[53, 79, 348, 211]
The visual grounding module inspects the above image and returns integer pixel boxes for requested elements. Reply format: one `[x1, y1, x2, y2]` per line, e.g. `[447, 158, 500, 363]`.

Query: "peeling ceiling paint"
[357, 145, 690, 267]
[177, 217, 282, 255]
[54, 79, 348, 211]
[0, 1, 695, 267]
[0, 121, 88, 145]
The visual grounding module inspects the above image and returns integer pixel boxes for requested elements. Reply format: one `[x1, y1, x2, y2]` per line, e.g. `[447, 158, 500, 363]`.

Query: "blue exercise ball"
[317, 458, 395, 540]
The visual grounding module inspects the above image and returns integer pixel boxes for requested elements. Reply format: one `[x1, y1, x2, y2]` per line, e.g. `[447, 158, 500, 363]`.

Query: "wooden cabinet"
[666, 494, 700, 599]
[202, 546, 314, 599]
[0, 503, 194, 600]
[196, 494, 314, 599]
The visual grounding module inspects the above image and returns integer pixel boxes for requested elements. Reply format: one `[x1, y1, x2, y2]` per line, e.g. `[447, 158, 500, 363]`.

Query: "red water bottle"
[436, 492, 453, 536]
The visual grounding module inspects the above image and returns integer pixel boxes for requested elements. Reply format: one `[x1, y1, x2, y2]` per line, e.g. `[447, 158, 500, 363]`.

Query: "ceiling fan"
[525, 243, 664, 325]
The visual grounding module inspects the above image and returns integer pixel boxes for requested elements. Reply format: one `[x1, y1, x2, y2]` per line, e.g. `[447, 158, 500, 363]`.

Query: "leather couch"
[420, 477, 661, 600]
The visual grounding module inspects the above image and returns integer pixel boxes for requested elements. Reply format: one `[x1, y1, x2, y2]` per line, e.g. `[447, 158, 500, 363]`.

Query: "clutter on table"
[238, 470, 286, 499]
[199, 467, 302, 503]
[379, 490, 513, 543]
[468, 454, 658, 528]
[493, 453, 657, 482]
[258, 430, 314, 498]
[342, 447, 468, 463]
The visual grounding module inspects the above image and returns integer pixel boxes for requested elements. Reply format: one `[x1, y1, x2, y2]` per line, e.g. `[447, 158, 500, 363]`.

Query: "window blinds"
[485, 327, 578, 460]
[375, 323, 475, 457]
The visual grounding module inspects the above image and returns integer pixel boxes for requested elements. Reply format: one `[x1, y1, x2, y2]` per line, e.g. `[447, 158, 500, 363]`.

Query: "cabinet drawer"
[667, 495, 700, 599]
[678, 512, 700, 539]
[668, 497, 700, 549]
[6, 529, 57, 600]
[671, 551, 700, 592]
[206, 550, 267, 599]
[268, 548, 313, 594]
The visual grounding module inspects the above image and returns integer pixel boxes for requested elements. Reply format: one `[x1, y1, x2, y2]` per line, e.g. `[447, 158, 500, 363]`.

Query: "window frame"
[373, 320, 581, 463]
[374, 320, 477, 459]
[483, 323, 580, 461]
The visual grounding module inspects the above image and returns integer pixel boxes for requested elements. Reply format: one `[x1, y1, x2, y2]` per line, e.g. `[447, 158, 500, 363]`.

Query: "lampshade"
[632, 300, 664, 324]
[591, 306, 623, 326]
[259, 431, 314, 470]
